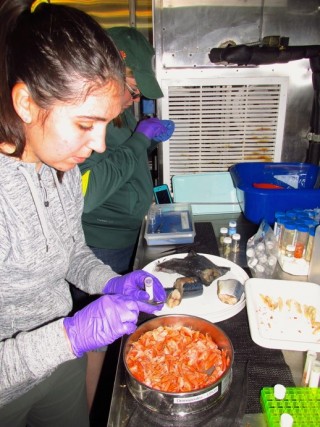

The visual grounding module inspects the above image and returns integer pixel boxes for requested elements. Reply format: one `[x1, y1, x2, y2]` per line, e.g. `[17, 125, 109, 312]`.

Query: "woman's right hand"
[135, 118, 167, 140]
[63, 294, 139, 357]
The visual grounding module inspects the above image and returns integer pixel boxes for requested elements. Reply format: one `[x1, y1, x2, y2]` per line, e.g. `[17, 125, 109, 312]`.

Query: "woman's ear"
[11, 82, 33, 124]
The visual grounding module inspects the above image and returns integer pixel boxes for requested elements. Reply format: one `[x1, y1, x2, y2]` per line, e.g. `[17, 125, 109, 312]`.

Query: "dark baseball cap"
[107, 26, 163, 100]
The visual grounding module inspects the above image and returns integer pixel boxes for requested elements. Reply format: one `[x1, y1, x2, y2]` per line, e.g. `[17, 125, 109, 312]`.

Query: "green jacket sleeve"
[79, 124, 151, 214]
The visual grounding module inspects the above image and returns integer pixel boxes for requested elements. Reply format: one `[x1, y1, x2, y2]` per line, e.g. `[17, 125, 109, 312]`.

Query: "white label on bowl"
[173, 385, 219, 404]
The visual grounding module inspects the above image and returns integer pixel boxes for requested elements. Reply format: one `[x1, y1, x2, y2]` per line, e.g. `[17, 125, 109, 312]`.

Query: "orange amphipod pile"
[126, 325, 230, 393]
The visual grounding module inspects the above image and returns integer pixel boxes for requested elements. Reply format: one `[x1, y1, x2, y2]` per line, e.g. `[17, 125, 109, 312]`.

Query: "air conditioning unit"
[158, 74, 288, 188]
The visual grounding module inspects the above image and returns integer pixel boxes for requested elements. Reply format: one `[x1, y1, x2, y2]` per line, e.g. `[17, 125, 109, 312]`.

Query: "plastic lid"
[286, 244, 295, 252]
[280, 413, 293, 427]
[274, 384, 286, 400]
[223, 236, 232, 244]
[220, 227, 228, 233]
[303, 218, 318, 226]
[309, 226, 317, 236]
[296, 223, 309, 233]
[286, 212, 296, 220]
[248, 258, 258, 268]
[284, 221, 296, 230]
[228, 220, 237, 227]
[232, 233, 241, 240]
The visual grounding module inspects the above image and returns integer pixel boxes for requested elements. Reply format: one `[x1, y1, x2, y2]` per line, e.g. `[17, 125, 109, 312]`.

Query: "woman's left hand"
[103, 270, 166, 312]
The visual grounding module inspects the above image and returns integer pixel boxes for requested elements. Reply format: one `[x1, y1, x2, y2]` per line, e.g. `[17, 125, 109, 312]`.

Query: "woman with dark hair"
[0, 1, 165, 426]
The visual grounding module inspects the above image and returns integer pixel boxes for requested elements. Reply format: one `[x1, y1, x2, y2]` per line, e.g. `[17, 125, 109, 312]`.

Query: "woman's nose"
[87, 126, 107, 153]
[87, 131, 106, 153]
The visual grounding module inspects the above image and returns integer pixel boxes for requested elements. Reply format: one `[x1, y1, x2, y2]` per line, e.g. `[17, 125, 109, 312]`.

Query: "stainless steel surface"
[58, 1, 152, 36]
[107, 212, 307, 427]
[308, 225, 320, 284]
[154, 0, 320, 181]
[142, 298, 165, 305]
[123, 315, 233, 416]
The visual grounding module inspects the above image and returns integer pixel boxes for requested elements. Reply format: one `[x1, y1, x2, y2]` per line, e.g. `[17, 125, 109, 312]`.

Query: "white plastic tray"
[143, 253, 248, 323]
[245, 278, 320, 351]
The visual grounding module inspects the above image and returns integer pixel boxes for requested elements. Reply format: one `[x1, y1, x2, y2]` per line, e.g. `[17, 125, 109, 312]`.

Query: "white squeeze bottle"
[308, 224, 320, 284]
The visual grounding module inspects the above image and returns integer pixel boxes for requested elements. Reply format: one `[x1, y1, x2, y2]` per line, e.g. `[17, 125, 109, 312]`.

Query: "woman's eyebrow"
[77, 115, 108, 122]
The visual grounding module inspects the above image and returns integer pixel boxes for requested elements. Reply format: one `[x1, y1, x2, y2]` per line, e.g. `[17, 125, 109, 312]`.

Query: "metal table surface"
[107, 212, 306, 427]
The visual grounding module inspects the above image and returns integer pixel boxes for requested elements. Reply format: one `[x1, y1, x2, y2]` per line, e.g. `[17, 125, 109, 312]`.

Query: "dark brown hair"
[0, 0, 125, 157]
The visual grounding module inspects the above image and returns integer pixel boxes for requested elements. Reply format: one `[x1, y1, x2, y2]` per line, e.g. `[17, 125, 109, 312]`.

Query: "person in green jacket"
[78, 26, 174, 409]
[79, 26, 174, 274]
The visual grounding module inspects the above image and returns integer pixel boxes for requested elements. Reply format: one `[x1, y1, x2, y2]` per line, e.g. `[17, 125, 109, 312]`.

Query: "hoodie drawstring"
[51, 170, 75, 243]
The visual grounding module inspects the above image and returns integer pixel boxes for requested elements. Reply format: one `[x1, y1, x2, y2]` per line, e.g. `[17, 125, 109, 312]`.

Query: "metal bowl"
[123, 314, 234, 416]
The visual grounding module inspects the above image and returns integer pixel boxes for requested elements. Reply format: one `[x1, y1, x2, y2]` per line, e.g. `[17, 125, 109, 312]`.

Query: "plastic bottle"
[279, 221, 296, 254]
[293, 223, 309, 259]
[228, 220, 237, 236]
[219, 227, 228, 244]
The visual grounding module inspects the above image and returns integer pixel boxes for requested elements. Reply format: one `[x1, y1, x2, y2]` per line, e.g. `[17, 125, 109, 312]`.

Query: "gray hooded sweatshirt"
[0, 154, 117, 408]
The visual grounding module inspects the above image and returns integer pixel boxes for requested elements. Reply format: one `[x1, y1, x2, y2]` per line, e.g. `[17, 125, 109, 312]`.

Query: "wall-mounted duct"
[209, 44, 320, 66]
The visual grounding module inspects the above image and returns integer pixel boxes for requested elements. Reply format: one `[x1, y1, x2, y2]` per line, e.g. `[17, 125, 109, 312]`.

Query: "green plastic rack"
[261, 387, 320, 426]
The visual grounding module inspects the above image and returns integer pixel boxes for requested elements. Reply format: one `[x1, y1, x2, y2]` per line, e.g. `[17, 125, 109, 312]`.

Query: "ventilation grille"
[160, 77, 288, 185]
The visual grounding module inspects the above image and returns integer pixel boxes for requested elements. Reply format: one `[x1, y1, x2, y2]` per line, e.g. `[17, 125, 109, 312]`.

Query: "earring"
[23, 116, 31, 124]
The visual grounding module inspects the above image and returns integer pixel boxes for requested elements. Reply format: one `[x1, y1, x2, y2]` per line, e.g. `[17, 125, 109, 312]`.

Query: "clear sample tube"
[309, 360, 320, 388]
[219, 227, 228, 244]
[144, 276, 154, 300]
[231, 233, 241, 252]
[305, 223, 317, 262]
[274, 211, 286, 242]
[222, 236, 232, 257]
[294, 223, 309, 259]
[279, 221, 296, 254]
[301, 350, 317, 386]
[228, 220, 237, 236]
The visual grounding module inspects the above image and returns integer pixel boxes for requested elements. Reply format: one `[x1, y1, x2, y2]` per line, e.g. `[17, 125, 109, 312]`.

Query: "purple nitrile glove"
[153, 120, 175, 142]
[103, 270, 166, 314]
[135, 118, 167, 140]
[63, 294, 139, 357]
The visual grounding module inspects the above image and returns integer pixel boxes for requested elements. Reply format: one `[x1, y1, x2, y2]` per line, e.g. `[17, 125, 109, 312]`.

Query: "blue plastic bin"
[229, 162, 320, 224]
